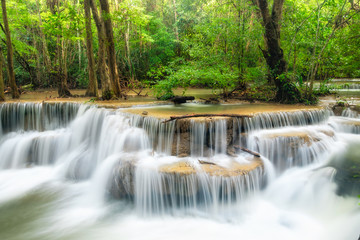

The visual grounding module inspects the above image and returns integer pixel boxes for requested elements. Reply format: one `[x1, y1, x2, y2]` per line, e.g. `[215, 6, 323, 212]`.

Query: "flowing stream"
[0, 103, 359, 240]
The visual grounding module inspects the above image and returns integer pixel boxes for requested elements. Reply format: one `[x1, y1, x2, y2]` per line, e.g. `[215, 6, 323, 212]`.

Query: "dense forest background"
[0, 0, 359, 102]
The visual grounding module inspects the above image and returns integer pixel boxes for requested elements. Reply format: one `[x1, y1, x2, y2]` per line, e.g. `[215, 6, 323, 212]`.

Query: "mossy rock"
[329, 143, 360, 196]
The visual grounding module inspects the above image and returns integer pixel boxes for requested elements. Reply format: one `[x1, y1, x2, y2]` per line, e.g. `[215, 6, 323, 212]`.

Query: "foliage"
[0, 0, 358, 102]
[243, 85, 276, 102]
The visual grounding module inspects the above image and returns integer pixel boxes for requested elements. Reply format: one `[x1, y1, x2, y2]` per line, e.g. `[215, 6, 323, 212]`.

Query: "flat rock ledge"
[159, 157, 263, 177]
[262, 129, 334, 147]
[110, 156, 265, 200]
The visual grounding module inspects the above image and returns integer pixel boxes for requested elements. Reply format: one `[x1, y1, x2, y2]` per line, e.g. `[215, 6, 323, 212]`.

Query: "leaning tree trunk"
[1, 0, 19, 99]
[253, 0, 301, 103]
[99, 0, 122, 98]
[89, 0, 111, 99]
[84, 0, 98, 97]
[0, 46, 5, 101]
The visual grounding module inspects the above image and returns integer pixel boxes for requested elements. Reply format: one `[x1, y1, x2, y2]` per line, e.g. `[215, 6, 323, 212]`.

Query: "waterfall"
[246, 126, 336, 173]
[243, 109, 332, 132]
[341, 108, 359, 118]
[0, 102, 359, 240]
[0, 102, 83, 135]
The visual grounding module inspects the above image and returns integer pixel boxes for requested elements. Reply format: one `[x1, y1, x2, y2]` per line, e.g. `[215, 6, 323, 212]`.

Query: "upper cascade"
[243, 108, 332, 132]
[0, 102, 85, 135]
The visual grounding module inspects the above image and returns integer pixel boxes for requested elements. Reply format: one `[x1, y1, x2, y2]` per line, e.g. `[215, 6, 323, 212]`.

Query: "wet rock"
[178, 153, 189, 158]
[251, 129, 334, 171]
[349, 105, 360, 114]
[159, 157, 263, 177]
[110, 160, 136, 199]
[170, 96, 195, 104]
[170, 117, 235, 157]
[330, 118, 360, 134]
[264, 132, 320, 147]
[110, 156, 265, 200]
[172, 131, 191, 156]
[157, 157, 264, 197]
[332, 105, 345, 116]
[329, 143, 360, 196]
[319, 129, 335, 137]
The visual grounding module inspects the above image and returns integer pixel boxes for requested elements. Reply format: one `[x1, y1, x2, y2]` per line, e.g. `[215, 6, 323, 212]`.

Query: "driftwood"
[234, 145, 261, 158]
[198, 160, 217, 165]
[163, 113, 252, 123]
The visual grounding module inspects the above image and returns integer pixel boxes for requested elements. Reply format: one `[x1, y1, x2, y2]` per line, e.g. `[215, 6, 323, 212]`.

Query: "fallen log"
[234, 145, 261, 158]
[171, 96, 195, 104]
[198, 160, 217, 165]
[163, 113, 252, 123]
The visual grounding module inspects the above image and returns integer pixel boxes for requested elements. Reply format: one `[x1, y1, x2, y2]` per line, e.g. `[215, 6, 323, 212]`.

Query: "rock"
[319, 129, 335, 137]
[160, 161, 196, 176]
[142, 111, 148, 115]
[157, 157, 265, 197]
[110, 160, 136, 199]
[332, 106, 344, 116]
[253, 129, 334, 171]
[264, 131, 320, 147]
[172, 131, 191, 156]
[178, 153, 189, 158]
[170, 96, 195, 104]
[159, 157, 263, 177]
[329, 143, 360, 196]
[110, 156, 264, 200]
[171, 118, 235, 157]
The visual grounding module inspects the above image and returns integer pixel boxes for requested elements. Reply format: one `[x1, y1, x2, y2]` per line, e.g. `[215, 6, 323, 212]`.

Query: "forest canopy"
[0, 0, 359, 103]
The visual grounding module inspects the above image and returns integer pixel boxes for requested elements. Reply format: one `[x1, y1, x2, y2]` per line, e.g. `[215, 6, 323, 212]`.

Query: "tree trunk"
[37, 0, 51, 69]
[77, 0, 82, 70]
[1, 0, 19, 99]
[99, 0, 122, 98]
[0, 46, 5, 101]
[33, 31, 42, 88]
[84, 0, 99, 97]
[56, 2, 71, 97]
[172, 0, 180, 56]
[89, 0, 111, 99]
[252, 0, 301, 103]
[125, 20, 133, 81]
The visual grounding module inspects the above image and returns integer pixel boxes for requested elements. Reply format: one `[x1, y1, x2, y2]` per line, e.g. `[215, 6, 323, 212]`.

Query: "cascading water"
[246, 125, 336, 173]
[0, 102, 359, 240]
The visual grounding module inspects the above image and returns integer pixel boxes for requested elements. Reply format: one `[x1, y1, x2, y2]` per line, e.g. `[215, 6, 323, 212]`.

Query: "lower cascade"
[0, 103, 359, 240]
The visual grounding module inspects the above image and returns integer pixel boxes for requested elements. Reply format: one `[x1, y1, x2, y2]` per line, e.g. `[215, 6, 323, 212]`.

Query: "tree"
[0, 45, 4, 101]
[251, 0, 301, 102]
[99, 0, 122, 98]
[84, 0, 98, 97]
[1, 0, 20, 99]
[89, 0, 111, 99]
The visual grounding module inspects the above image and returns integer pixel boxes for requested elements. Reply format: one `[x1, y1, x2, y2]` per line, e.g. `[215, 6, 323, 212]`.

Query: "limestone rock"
[159, 157, 263, 177]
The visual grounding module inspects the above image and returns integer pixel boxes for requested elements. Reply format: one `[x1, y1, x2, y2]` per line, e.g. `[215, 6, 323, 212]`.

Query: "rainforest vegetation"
[0, 0, 359, 103]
